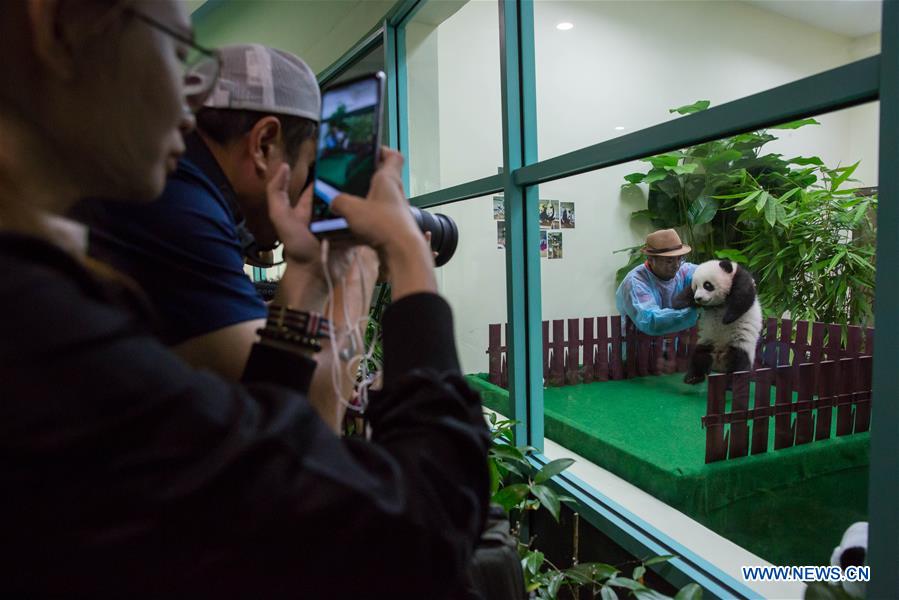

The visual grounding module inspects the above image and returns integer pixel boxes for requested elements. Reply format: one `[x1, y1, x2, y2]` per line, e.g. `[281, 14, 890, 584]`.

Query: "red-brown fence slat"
[729, 372, 751, 458]
[751, 367, 773, 454]
[864, 327, 874, 356]
[815, 360, 836, 441]
[846, 326, 862, 358]
[794, 320, 809, 367]
[779, 318, 793, 367]
[501, 354, 508, 388]
[836, 357, 856, 436]
[488, 324, 502, 386]
[762, 317, 778, 367]
[676, 330, 689, 372]
[774, 365, 795, 450]
[795, 362, 815, 445]
[705, 374, 730, 463]
[550, 320, 565, 385]
[582, 318, 595, 383]
[596, 317, 609, 382]
[637, 331, 650, 377]
[542, 320, 550, 380]
[810, 322, 826, 364]
[610, 316, 624, 380]
[855, 356, 873, 433]
[826, 324, 842, 361]
[566, 319, 580, 384]
[625, 320, 637, 378]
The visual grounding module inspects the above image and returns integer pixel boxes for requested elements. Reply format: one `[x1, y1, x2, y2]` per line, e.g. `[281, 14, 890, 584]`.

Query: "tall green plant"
[617, 101, 877, 326]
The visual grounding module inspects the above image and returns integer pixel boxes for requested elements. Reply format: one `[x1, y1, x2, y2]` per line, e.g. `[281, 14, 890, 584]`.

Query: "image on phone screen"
[311, 73, 383, 235]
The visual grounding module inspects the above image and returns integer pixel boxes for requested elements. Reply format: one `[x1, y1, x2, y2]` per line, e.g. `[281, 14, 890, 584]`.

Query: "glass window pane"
[435, 196, 510, 417]
[479, 105, 876, 585]
[406, 0, 503, 197]
[534, 0, 882, 159]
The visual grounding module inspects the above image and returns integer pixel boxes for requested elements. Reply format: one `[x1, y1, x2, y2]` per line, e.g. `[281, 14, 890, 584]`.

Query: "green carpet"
[469, 373, 869, 566]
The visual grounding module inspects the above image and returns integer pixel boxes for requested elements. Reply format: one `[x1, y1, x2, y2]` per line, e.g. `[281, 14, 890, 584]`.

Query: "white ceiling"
[746, 0, 881, 37]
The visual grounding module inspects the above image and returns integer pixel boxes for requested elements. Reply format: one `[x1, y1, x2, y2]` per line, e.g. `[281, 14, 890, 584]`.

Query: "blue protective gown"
[615, 262, 698, 335]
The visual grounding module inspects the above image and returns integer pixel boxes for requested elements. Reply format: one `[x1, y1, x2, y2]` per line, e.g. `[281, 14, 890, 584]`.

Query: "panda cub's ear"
[718, 260, 733, 274]
[722, 264, 756, 324]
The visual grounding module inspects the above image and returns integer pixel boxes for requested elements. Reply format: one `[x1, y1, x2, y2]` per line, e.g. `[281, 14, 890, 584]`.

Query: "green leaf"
[764, 198, 777, 226]
[547, 572, 564, 598]
[632, 565, 646, 581]
[488, 459, 501, 496]
[643, 169, 669, 184]
[829, 161, 860, 191]
[523, 550, 545, 575]
[644, 555, 677, 566]
[827, 249, 848, 273]
[778, 187, 801, 203]
[769, 117, 820, 130]
[492, 483, 529, 511]
[566, 563, 619, 584]
[667, 163, 699, 175]
[669, 100, 711, 115]
[634, 589, 673, 600]
[624, 172, 646, 185]
[643, 153, 683, 169]
[755, 191, 769, 213]
[732, 189, 763, 209]
[804, 581, 857, 600]
[787, 155, 824, 166]
[490, 443, 525, 462]
[535, 458, 576, 484]
[714, 248, 749, 263]
[607, 577, 643, 590]
[687, 196, 718, 225]
[601, 586, 619, 600]
[674, 583, 703, 600]
[530, 484, 561, 521]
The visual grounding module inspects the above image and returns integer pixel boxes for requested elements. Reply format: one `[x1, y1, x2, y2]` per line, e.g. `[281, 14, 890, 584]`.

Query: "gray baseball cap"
[202, 44, 321, 122]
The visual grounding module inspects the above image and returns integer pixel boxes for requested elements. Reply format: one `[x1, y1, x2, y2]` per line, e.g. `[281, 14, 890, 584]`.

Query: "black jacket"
[0, 233, 490, 598]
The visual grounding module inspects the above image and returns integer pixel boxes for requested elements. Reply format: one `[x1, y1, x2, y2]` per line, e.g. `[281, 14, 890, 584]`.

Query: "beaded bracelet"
[257, 326, 323, 353]
[266, 304, 330, 339]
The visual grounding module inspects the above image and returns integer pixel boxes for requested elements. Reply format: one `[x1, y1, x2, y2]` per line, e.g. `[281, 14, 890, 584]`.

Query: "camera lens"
[409, 207, 458, 267]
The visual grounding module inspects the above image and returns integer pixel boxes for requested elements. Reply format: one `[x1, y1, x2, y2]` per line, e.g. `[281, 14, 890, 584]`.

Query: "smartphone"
[310, 71, 386, 238]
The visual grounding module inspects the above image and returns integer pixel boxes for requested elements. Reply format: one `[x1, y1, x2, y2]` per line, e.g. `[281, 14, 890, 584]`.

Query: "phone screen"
[310, 73, 384, 236]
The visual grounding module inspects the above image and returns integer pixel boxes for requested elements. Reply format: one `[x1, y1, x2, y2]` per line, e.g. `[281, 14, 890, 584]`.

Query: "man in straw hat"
[616, 228, 698, 337]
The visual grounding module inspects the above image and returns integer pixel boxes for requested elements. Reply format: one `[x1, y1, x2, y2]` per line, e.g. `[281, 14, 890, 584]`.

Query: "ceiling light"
[556, 22, 574, 31]
[614, 126, 626, 131]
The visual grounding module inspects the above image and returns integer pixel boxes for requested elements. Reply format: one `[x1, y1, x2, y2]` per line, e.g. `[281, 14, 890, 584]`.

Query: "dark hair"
[195, 108, 318, 164]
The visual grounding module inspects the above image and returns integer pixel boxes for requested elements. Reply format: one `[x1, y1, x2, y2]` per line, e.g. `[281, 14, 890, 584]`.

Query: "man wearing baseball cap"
[75, 45, 373, 430]
[615, 228, 698, 336]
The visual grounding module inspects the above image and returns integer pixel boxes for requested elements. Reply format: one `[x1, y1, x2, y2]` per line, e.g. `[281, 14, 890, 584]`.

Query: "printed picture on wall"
[497, 221, 506, 250]
[493, 196, 505, 221]
[538, 199, 559, 229]
[551, 220, 560, 230]
[561, 201, 575, 229]
[539, 230, 548, 258]
[548, 231, 563, 259]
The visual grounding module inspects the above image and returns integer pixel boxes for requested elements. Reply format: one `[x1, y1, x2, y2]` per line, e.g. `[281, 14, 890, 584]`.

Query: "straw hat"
[641, 229, 691, 257]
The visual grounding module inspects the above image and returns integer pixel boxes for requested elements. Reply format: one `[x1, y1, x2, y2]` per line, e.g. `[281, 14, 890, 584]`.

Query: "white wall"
[405, 0, 880, 374]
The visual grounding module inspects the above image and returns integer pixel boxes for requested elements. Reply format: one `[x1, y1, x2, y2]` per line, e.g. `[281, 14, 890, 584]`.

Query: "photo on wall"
[548, 231, 563, 259]
[538, 199, 559, 229]
[539, 230, 548, 258]
[493, 196, 505, 221]
[497, 221, 506, 250]
[551, 220, 560, 230]
[561, 201, 575, 229]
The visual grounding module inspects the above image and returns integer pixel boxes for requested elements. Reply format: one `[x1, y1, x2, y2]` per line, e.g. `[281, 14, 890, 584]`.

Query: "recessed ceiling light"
[614, 126, 626, 131]
[556, 22, 574, 31]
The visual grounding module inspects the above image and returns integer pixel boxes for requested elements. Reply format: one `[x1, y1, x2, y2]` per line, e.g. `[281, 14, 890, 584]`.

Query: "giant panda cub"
[672, 260, 763, 384]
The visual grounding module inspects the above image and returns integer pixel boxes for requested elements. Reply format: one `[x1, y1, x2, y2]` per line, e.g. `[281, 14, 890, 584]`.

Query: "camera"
[411, 207, 458, 267]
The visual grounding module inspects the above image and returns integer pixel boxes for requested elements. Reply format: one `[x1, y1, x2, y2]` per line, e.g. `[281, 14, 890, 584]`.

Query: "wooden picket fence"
[486, 316, 874, 463]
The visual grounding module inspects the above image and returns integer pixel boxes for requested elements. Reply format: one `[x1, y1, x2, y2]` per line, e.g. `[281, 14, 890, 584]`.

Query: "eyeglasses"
[126, 8, 222, 113]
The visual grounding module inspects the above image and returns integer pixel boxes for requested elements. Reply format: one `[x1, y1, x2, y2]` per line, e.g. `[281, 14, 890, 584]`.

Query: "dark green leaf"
[769, 117, 820, 130]
[492, 483, 529, 511]
[644, 555, 677, 566]
[624, 172, 646, 184]
[523, 550, 544, 575]
[787, 155, 824, 166]
[634, 589, 672, 600]
[829, 161, 860, 191]
[669, 100, 710, 115]
[756, 191, 769, 213]
[632, 565, 646, 581]
[674, 583, 703, 600]
[547, 572, 564, 598]
[565, 562, 619, 584]
[642, 169, 669, 185]
[778, 187, 801, 203]
[488, 459, 501, 496]
[559, 494, 578, 506]
[715, 249, 749, 263]
[607, 577, 643, 590]
[764, 199, 777, 226]
[535, 458, 576, 484]
[687, 196, 718, 225]
[531, 484, 561, 521]
[490, 443, 525, 462]
[600, 586, 619, 600]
